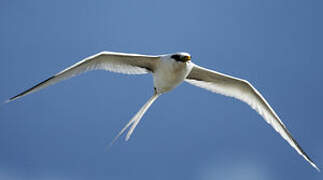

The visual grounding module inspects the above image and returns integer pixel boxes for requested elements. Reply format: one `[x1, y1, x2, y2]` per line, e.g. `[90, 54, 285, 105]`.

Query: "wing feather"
[7, 51, 159, 102]
[185, 64, 319, 171]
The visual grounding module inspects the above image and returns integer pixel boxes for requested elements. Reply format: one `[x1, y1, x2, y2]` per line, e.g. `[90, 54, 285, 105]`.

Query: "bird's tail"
[109, 92, 160, 147]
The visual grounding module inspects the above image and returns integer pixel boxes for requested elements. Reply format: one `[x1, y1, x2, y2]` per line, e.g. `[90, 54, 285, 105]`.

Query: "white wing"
[185, 64, 319, 171]
[7, 51, 160, 102]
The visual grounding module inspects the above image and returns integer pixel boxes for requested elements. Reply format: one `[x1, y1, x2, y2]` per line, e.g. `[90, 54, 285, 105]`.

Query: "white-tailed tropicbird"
[6, 51, 319, 171]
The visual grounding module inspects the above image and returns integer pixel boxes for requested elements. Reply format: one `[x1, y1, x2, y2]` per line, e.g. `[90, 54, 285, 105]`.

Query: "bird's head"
[170, 52, 191, 63]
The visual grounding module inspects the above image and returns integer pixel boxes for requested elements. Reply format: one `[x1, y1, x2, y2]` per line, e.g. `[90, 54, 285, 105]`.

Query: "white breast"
[153, 58, 193, 93]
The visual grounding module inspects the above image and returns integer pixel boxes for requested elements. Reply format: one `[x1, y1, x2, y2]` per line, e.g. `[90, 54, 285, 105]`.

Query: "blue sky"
[1, 0, 322, 179]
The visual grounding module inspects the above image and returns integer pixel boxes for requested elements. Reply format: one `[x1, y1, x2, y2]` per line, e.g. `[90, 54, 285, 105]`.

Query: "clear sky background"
[1, 0, 322, 179]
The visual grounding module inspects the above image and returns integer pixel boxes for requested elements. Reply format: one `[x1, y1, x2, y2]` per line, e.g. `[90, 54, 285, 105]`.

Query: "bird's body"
[153, 54, 193, 93]
[6, 51, 319, 171]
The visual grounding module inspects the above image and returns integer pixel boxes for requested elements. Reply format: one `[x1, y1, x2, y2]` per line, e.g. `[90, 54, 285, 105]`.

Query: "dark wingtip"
[4, 97, 16, 104]
[5, 94, 21, 104]
[310, 160, 320, 172]
[4, 75, 56, 104]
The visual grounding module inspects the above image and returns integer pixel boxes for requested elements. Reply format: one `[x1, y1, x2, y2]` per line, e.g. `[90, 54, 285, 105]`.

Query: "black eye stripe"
[171, 54, 181, 61]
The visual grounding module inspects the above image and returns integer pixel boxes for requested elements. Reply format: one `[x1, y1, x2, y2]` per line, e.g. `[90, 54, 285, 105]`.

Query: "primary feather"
[185, 64, 319, 171]
[7, 51, 159, 102]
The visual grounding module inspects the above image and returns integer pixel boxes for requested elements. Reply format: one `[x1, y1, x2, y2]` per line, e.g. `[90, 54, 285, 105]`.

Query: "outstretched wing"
[7, 51, 160, 102]
[185, 64, 319, 171]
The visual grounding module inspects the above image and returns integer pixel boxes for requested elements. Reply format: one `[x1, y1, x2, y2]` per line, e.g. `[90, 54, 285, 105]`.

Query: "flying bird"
[6, 51, 319, 171]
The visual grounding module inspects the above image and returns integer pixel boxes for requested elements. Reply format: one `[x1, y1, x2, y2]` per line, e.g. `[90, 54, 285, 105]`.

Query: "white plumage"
[7, 51, 319, 171]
